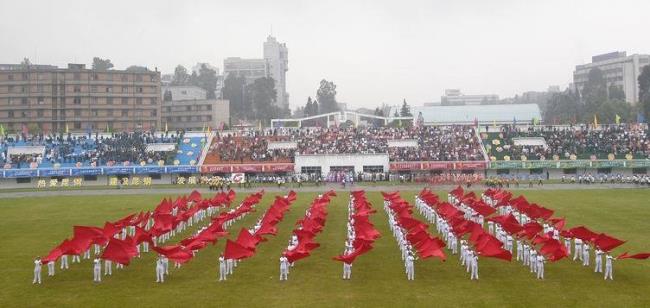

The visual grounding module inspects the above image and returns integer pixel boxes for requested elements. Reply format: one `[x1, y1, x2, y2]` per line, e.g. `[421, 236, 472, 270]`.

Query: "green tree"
[222, 73, 248, 119]
[608, 84, 626, 101]
[544, 90, 581, 124]
[304, 97, 314, 116]
[125, 65, 148, 72]
[312, 100, 319, 115]
[171, 65, 190, 85]
[374, 107, 384, 117]
[317, 79, 338, 113]
[400, 99, 413, 117]
[247, 77, 277, 123]
[20, 57, 31, 67]
[639, 65, 650, 122]
[597, 99, 631, 124]
[194, 64, 218, 99]
[92, 57, 113, 71]
[581, 68, 608, 121]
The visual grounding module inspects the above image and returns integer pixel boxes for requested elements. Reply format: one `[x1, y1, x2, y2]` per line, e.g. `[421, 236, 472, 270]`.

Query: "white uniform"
[530, 250, 537, 272]
[104, 260, 112, 275]
[279, 256, 289, 281]
[163, 256, 169, 275]
[574, 239, 583, 261]
[227, 259, 234, 275]
[582, 245, 590, 266]
[93, 258, 102, 282]
[60, 255, 69, 269]
[219, 256, 227, 281]
[470, 255, 479, 280]
[156, 258, 165, 283]
[604, 255, 614, 280]
[343, 262, 352, 280]
[405, 255, 415, 280]
[594, 249, 603, 273]
[33, 259, 42, 284]
[47, 261, 55, 276]
[536, 255, 545, 279]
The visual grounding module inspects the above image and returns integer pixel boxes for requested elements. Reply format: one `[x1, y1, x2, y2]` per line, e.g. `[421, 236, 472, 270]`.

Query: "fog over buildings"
[1, 0, 649, 109]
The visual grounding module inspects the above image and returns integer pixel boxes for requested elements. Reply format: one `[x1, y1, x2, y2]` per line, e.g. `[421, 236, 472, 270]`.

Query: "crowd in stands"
[1, 131, 183, 168]
[485, 124, 650, 160]
[206, 126, 484, 164]
[208, 130, 295, 163]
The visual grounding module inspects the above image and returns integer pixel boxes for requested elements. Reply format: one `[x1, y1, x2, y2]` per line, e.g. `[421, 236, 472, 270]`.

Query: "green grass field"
[1, 188, 650, 307]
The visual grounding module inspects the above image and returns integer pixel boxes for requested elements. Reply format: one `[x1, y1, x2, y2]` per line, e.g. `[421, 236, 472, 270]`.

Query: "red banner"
[231, 165, 264, 173]
[454, 161, 487, 170]
[421, 162, 454, 170]
[263, 164, 295, 172]
[390, 162, 422, 171]
[201, 165, 232, 173]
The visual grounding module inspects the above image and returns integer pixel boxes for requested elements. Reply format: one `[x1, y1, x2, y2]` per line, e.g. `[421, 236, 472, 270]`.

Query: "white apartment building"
[441, 89, 499, 105]
[573, 51, 650, 104]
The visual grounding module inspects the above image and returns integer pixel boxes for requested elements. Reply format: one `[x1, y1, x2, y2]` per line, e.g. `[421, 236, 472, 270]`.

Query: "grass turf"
[0, 189, 649, 307]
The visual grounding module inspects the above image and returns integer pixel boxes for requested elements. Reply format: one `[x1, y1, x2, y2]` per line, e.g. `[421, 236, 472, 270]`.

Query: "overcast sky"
[1, 0, 648, 109]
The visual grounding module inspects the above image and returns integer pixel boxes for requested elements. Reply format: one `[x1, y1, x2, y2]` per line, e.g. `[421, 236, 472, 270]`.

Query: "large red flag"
[42, 246, 63, 263]
[594, 233, 626, 252]
[569, 226, 599, 242]
[101, 238, 135, 265]
[235, 228, 259, 250]
[285, 249, 311, 263]
[332, 243, 374, 264]
[224, 239, 255, 260]
[152, 245, 194, 263]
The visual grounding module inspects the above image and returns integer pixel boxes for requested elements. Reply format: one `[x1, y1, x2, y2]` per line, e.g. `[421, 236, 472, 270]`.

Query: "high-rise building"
[264, 36, 289, 108]
[573, 51, 650, 104]
[0, 63, 161, 132]
[223, 36, 289, 107]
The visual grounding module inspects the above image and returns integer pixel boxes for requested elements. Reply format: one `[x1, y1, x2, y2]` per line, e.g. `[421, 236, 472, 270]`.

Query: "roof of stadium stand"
[413, 104, 542, 125]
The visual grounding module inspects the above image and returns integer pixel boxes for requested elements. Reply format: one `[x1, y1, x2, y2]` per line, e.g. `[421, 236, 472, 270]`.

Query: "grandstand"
[0, 122, 648, 188]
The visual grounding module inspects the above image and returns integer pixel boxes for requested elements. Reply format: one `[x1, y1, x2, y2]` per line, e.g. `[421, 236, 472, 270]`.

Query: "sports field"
[1, 188, 649, 307]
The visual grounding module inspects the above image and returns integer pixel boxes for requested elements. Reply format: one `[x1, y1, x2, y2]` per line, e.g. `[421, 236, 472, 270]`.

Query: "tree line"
[543, 67, 650, 124]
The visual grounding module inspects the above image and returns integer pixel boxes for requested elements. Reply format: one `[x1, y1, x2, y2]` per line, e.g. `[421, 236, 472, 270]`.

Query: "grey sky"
[1, 0, 648, 109]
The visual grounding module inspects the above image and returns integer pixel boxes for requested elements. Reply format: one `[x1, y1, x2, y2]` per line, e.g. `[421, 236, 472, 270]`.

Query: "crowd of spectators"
[206, 126, 484, 164]
[208, 130, 296, 163]
[485, 124, 650, 160]
[1, 131, 183, 168]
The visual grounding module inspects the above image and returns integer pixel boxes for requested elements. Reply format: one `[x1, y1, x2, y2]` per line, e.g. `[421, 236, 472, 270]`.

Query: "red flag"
[188, 190, 202, 203]
[568, 226, 599, 242]
[152, 245, 193, 263]
[235, 228, 259, 250]
[285, 249, 311, 263]
[332, 243, 374, 264]
[101, 238, 136, 265]
[42, 246, 63, 263]
[616, 252, 650, 260]
[223, 239, 255, 260]
[594, 233, 626, 252]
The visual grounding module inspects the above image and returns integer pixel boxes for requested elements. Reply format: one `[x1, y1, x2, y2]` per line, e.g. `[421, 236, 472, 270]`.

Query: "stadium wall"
[294, 154, 389, 174]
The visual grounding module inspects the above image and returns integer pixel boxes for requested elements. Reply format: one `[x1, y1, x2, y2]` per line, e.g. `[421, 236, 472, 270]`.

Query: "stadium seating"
[203, 126, 485, 164]
[0, 132, 192, 169]
[482, 125, 650, 161]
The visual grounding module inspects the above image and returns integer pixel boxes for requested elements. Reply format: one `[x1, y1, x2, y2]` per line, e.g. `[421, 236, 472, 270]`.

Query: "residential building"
[161, 99, 229, 131]
[0, 63, 161, 132]
[162, 85, 207, 101]
[573, 51, 650, 104]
